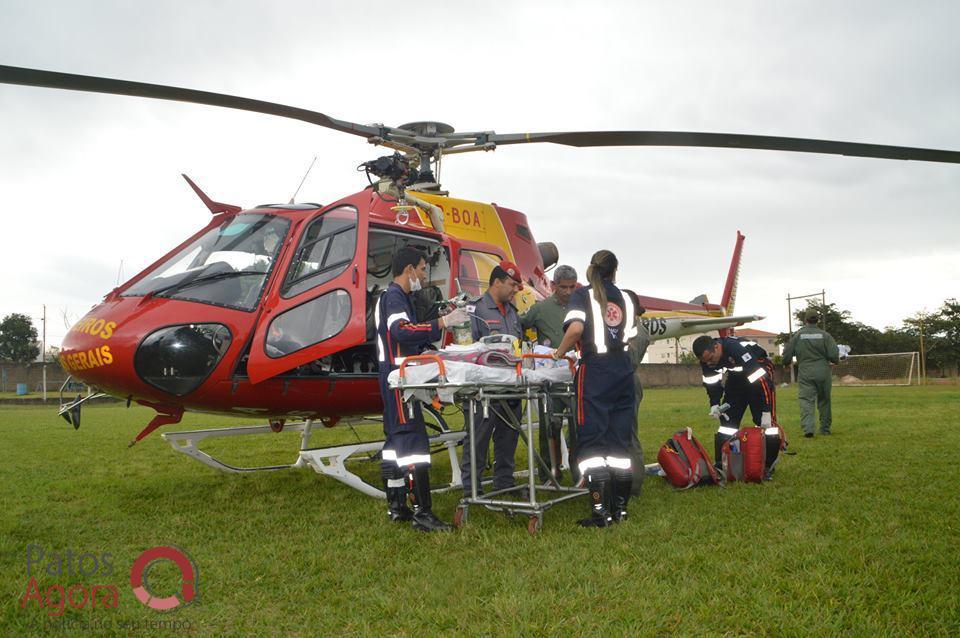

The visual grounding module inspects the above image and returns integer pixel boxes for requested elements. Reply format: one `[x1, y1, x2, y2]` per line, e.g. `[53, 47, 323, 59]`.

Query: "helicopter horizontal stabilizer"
[678, 314, 764, 329]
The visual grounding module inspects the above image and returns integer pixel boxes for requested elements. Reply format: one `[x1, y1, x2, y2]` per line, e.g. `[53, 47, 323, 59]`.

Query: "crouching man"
[692, 335, 782, 479]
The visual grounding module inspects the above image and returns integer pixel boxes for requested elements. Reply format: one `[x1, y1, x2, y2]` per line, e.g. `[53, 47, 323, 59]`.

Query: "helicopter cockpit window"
[123, 213, 289, 312]
[282, 206, 358, 298]
[457, 249, 502, 298]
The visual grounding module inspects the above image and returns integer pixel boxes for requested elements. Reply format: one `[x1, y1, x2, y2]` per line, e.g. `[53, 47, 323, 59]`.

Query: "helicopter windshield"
[123, 213, 290, 311]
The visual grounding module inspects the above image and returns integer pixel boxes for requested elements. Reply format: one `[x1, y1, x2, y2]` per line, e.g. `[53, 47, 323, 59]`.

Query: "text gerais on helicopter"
[2, 64, 958, 449]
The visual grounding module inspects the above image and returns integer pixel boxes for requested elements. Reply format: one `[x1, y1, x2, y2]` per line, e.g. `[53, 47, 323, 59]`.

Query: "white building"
[731, 328, 779, 359]
[643, 327, 779, 363]
[644, 331, 720, 363]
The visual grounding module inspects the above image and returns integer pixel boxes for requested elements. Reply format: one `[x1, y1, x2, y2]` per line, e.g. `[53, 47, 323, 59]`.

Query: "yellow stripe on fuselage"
[409, 191, 514, 257]
[407, 191, 537, 312]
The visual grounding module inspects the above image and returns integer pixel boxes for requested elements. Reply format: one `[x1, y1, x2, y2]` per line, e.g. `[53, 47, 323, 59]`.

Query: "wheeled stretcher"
[389, 353, 588, 534]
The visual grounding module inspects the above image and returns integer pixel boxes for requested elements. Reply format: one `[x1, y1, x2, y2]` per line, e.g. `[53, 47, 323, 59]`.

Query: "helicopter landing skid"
[161, 421, 316, 474]
[160, 420, 466, 499]
[298, 430, 466, 499]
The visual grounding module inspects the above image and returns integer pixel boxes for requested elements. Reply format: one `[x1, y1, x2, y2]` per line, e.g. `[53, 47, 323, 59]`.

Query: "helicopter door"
[246, 205, 368, 384]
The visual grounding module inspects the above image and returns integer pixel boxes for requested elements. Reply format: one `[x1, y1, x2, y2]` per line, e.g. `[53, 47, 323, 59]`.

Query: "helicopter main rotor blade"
[0, 65, 384, 140]
[6, 65, 958, 165]
[486, 130, 960, 164]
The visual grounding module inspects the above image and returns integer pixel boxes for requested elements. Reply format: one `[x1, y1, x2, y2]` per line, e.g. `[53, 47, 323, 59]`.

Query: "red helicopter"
[3, 65, 958, 494]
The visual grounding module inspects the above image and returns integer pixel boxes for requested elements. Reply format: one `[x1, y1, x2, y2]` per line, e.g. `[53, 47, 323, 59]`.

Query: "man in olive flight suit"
[782, 310, 840, 437]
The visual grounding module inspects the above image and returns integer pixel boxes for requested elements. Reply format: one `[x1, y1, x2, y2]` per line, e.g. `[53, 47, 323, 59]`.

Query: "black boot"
[714, 431, 734, 473]
[382, 462, 412, 522]
[763, 429, 781, 481]
[407, 464, 453, 532]
[610, 467, 633, 523]
[578, 467, 613, 528]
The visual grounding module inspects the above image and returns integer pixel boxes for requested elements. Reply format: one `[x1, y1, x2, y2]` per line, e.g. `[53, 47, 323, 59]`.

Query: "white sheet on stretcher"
[387, 361, 574, 404]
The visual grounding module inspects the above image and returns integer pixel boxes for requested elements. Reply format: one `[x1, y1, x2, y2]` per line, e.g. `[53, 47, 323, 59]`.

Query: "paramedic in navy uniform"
[458, 261, 524, 497]
[691, 334, 782, 479]
[376, 247, 467, 532]
[552, 249, 638, 527]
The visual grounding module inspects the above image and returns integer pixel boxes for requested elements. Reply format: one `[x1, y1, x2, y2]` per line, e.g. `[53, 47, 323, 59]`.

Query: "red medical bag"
[657, 428, 719, 489]
[721, 426, 766, 483]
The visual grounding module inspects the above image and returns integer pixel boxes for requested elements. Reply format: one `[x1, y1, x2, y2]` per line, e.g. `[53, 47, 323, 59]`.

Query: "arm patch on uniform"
[741, 352, 752, 362]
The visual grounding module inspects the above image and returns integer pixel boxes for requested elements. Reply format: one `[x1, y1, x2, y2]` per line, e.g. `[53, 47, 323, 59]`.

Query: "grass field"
[1, 385, 958, 637]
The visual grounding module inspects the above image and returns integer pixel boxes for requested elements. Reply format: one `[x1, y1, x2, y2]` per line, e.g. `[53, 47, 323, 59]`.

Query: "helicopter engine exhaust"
[538, 242, 559, 271]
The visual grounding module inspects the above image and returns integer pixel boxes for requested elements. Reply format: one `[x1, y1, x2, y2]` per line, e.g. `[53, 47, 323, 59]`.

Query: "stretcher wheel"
[527, 515, 542, 535]
[453, 505, 468, 528]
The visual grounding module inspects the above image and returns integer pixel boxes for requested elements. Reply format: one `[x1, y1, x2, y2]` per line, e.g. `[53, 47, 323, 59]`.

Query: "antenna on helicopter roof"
[289, 156, 317, 204]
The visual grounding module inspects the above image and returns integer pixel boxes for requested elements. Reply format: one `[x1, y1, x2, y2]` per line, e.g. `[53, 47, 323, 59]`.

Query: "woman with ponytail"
[553, 249, 638, 527]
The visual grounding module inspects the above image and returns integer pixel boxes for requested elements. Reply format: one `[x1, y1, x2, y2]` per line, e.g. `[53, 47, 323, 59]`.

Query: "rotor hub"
[398, 121, 455, 137]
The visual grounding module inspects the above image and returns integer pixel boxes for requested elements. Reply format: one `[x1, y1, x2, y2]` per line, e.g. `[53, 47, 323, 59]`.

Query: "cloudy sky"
[2, 1, 957, 347]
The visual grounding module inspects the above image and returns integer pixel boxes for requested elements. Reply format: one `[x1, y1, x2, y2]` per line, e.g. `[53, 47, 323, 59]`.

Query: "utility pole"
[786, 293, 793, 335]
[820, 289, 826, 330]
[42, 304, 47, 400]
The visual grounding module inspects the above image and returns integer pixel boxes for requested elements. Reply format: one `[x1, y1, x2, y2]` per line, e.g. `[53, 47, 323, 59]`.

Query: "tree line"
[777, 299, 960, 375]
[0, 313, 41, 364]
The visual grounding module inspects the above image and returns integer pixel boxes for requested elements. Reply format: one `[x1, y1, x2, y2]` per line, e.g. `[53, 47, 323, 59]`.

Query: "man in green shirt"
[782, 310, 840, 437]
[522, 265, 578, 482]
[522, 265, 578, 349]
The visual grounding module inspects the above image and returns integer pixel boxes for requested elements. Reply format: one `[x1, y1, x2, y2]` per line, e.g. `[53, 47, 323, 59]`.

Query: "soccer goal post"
[833, 352, 919, 386]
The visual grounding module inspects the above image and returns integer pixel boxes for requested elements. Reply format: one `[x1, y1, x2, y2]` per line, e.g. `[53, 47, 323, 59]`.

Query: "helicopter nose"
[133, 323, 233, 396]
[60, 316, 120, 382]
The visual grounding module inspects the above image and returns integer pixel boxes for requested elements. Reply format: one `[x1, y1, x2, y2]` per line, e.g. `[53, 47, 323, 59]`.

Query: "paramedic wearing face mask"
[375, 247, 467, 532]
